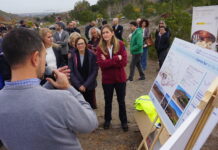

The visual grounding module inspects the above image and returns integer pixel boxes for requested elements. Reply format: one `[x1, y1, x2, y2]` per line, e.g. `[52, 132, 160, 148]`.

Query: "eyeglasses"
[77, 42, 85, 46]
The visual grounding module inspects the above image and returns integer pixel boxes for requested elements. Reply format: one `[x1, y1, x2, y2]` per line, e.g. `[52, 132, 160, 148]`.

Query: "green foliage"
[42, 13, 56, 23]
[148, 32, 158, 60]
[122, 4, 140, 19]
[70, 9, 96, 25]
[165, 10, 192, 42]
[148, 10, 192, 60]
[74, 0, 90, 11]
[69, 0, 95, 24]
[210, 0, 218, 5]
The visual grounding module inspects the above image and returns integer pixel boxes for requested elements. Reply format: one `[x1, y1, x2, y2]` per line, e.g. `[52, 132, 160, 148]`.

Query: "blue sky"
[0, 0, 98, 14]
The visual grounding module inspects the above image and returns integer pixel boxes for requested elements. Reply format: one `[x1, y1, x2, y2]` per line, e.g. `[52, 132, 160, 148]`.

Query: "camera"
[44, 67, 56, 81]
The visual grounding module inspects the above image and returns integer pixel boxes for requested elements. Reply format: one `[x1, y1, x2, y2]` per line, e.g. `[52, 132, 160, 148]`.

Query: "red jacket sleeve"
[96, 42, 127, 69]
[114, 41, 127, 68]
[96, 47, 119, 69]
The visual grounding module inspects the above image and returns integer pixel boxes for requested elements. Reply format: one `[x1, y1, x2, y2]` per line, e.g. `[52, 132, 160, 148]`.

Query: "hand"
[68, 53, 72, 59]
[57, 66, 71, 79]
[101, 54, 106, 60]
[118, 55, 122, 60]
[46, 69, 71, 89]
[79, 85, 86, 92]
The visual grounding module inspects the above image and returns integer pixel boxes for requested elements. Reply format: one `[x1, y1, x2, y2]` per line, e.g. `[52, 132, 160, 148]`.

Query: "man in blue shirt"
[0, 28, 98, 150]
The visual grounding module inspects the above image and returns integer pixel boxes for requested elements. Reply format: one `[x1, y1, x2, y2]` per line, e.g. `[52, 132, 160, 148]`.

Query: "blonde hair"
[159, 20, 166, 27]
[39, 28, 59, 48]
[69, 32, 81, 47]
[98, 24, 120, 55]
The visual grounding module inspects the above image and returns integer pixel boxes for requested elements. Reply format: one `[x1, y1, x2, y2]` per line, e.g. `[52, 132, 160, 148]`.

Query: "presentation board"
[191, 5, 218, 51]
[149, 38, 218, 134]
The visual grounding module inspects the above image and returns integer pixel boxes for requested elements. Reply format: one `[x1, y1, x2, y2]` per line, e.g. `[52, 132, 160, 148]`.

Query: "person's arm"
[46, 69, 98, 133]
[83, 54, 98, 88]
[119, 25, 123, 39]
[62, 87, 98, 133]
[56, 32, 69, 47]
[162, 34, 170, 49]
[85, 26, 90, 40]
[53, 33, 57, 43]
[68, 55, 81, 89]
[43, 66, 71, 89]
[115, 43, 127, 68]
[130, 32, 143, 52]
[96, 47, 121, 69]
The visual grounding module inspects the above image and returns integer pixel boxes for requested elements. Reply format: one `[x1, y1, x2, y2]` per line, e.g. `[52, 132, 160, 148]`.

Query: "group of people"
[0, 17, 171, 149]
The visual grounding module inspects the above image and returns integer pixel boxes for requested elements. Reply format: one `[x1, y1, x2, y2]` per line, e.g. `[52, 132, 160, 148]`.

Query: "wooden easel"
[185, 78, 218, 149]
[134, 111, 170, 150]
[134, 77, 218, 150]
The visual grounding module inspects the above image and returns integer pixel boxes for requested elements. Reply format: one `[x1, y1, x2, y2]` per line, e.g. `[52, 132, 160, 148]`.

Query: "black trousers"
[62, 54, 68, 65]
[0, 140, 2, 147]
[81, 89, 95, 109]
[129, 53, 145, 80]
[102, 82, 127, 124]
[157, 49, 168, 68]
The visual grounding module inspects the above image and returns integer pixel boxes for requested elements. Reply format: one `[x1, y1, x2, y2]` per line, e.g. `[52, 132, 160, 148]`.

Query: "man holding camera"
[0, 28, 98, 150]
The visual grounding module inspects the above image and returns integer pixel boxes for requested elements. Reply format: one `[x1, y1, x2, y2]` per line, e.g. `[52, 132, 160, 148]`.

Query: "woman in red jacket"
[96, 24, 128, 131]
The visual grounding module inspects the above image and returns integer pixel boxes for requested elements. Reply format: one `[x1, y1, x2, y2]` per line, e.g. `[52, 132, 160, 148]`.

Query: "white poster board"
[149, 38, 218, 134]
[191, 5, 218, 51]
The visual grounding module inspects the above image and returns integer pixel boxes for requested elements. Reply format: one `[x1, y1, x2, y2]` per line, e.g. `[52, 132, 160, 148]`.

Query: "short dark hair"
[139, 19, 149, 27]
[102, 20, 107, 25]
[56, 22, 64, 29]
[159, 26, 166, 30]
[75, 37, 88, 50]
[19, 20, 24, 24]
[130, 21, 138, 27]
[2, 28, 43, 67]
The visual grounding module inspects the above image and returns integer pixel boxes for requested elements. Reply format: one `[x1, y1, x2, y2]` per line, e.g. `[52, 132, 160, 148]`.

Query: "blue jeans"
[0, 75, 4, 90]
[141, 47, 148, 70]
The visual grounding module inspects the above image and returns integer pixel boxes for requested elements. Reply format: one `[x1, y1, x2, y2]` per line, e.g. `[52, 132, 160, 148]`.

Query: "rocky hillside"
[0, 10, 20, 24]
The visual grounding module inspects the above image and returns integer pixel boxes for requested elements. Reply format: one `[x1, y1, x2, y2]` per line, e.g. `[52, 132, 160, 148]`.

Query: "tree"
[70, 9, 96, 24]
[74, 0, 90, 11]
[122, 4, 140, 19]
[42, 13, 56, 23]
[165, 10, 192, 42]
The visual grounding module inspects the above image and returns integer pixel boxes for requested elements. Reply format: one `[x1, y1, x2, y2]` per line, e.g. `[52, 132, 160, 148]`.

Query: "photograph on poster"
[192, 30, 216, 50]
[165, 100, 183, 125]
[151, 82, 165, 102]
[161, 97, 168, 110]
[161, 93, 171, 110]
[172, 85, 191, 110]
[191, 6, 218, 52]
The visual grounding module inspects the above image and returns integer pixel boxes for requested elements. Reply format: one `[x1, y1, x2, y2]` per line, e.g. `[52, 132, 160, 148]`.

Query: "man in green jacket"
[128, 21, 145, 81]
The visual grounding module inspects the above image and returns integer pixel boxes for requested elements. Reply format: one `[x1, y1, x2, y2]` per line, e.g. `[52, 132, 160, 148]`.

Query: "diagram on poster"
[149, 38, 218, 134]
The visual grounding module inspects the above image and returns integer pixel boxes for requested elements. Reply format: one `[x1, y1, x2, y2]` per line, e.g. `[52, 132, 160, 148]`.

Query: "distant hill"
[0, 10, 20, 24]
[18, 12, 59, 17]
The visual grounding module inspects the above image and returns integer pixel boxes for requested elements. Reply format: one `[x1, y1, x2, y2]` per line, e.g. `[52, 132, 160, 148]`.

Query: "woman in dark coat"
[68, 37, 98, 109]
[155, 26, 170, 68]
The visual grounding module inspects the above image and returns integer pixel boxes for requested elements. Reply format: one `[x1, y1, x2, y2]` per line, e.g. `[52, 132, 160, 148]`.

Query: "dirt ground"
[78, 50, 218, 150]
[78, 51, 159, 150]
[1, 52, 218, 150]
